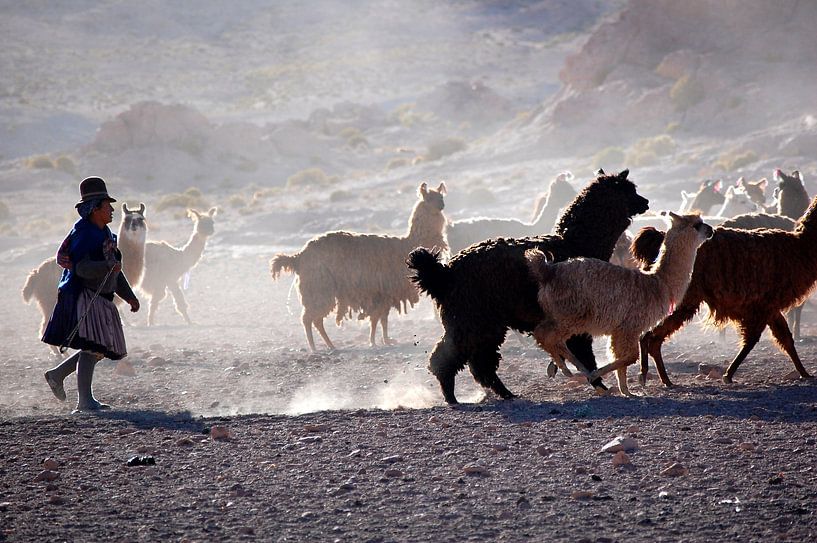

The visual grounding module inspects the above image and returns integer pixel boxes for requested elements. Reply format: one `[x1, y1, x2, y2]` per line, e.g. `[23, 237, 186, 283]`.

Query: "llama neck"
[181, 230, 209, 269]
[406, 204, 447, 249]
[531, 194, 560, 227]
[795, 196, 817, 241]
[652, 234, 700, 303]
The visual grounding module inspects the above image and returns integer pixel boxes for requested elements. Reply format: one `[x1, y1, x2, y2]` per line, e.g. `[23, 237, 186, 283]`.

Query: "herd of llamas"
[20, 167, 815, 405]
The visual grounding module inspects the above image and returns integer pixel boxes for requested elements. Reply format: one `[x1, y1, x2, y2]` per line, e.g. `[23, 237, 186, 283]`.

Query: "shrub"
[54, 155, 76, 175]
[670, 75, 706, 111]
[591, 146, 625, 171]
[155, 187, 208, 212]
[425, 137, 467, 161]
[27, 155, 54, 169]
[715, 150, 758, 172]
[330, 189, 354, 202]
[227, 194, 247, 208]
[286, 168, 337, 189]
[627, 135, 677, 167]
[339, 127, 368, 149]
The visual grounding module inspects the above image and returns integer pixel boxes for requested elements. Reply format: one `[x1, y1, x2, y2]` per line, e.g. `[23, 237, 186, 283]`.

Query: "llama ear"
[139, 203, 146, 215]
[619, 169, 629, 179]
[419, 182, 428, 197]
[713, 179, 722, 192]
[773, 169, 783, 181]
[681, 190, 691, 199]
[122, 203, 131, 213]
[436, 182, 447, 195]
[793, 170, 803, 182]
[594, 168, 605, 176]
[208, 207, 218, 217]
[736, 177, 745, 187]
[187, 208, 201, 219]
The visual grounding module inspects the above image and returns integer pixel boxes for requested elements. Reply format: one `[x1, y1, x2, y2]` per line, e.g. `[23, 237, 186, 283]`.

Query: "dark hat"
[75, 176, 116, 208]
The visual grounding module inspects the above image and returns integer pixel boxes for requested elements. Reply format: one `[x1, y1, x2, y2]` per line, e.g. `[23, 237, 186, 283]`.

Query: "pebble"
[783, 370, 801, 381]
[428, 416, 451, 428]
[612, 450, 631, 467]
[47, 495, 67, 505]
[536, 446, 553, 457]
[303, 424, 328, 433]
[34, 470, 59, 482]
[147, 356, 168, 368]
[463, 464, 490, 476]
[42, 458, 59, 470]
[384, 469, 403, 478]
[601, 436, 639, 453]
[712, 437, 733, 444]
[490, 444, 509, 452]
[210, 426, 232, 441]
[381, 455, 403, 464]
[708, 368, 722, 380]
[699, 363, 723, 376]
[737, 442, 756, 452]
[660, 463, 689, 477]
[0, 502, 10, 511]
[176, 437, 195, 447]
[298, 436, 321, 444]
[571, 490, 593, 500]
[114, 360, 136, 377]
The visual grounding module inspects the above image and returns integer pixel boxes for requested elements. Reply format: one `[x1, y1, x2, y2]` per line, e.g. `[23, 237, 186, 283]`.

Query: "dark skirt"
[42, 288, 127, 360]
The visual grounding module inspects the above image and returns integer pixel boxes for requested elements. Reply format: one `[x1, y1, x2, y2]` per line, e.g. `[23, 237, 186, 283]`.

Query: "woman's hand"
[128, 298, 140, 313]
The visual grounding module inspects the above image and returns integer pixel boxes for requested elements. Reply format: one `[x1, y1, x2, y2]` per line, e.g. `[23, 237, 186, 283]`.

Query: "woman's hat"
[75, 176, 116, 208]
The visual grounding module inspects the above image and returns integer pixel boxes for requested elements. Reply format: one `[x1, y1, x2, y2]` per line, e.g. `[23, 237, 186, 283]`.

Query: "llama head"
[717, 186, 758, 217]
[737, 177, 768, 207]
[774, 169, 806, 191]
[594, 169, 649, 217]
[549, 171, 577, 205]
[686, 179, 724, 214]
[418, 182, 446, 211]
[120, 202, 148, 238]
[666, 212, 714, 246]
[188, 207, 217, 236]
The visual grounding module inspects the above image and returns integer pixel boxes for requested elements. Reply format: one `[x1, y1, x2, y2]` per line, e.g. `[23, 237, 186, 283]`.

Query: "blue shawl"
[57, 218, 118, 293]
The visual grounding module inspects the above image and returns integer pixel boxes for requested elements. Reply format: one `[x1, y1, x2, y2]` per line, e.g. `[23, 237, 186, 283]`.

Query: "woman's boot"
[73, 351, 111, 413]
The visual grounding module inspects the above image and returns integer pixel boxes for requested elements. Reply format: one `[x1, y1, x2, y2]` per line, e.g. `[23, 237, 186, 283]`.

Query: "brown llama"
[271, 182, 447, 351]
[680, 179, 724, 214]
[22, 202, 149, 349]
[527, 213, 712, 396]
[446, 171, 575, 253]
[737, 177, 768, 208]
[634, 197, 817, 386]
[407, 170, 649, 404]
[140, 207, 217, 326]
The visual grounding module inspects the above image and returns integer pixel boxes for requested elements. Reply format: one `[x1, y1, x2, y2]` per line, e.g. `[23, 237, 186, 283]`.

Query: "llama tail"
[406, 247, 452, 303]
[631, 226, 666, 271]
[270, 253, 299, 280]
[525, 249, 556, 285]
[21, 268, 38, 303]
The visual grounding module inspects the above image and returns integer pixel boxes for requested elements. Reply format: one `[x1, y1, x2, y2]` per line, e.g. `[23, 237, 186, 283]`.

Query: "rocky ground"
[2, 222, 817, 541]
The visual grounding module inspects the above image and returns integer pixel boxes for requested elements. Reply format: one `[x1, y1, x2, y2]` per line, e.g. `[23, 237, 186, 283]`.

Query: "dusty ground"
[2, 204, 817, 541]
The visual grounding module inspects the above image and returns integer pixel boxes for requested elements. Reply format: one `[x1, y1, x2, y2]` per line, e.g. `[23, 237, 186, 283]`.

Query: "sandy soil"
[2, 204, 817, 541]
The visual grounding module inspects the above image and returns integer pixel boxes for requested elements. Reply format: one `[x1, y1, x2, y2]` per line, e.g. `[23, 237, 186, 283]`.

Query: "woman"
[42, 176, 140, 413]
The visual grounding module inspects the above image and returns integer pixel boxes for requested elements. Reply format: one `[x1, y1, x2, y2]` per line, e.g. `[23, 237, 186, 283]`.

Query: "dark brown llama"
[407, 170, 649, 404]
[634, 198, 817, 386]
[767, 169, 809, 218]
[271, 182, 447, 351]
[680, 179, 724, 214]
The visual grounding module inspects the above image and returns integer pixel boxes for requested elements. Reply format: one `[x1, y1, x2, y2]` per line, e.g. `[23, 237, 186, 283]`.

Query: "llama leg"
[146, 288, 166, 326]
[639, 302, 700, 387]
[167, 283, 192, 324]
[380, 311, 397, 346]
[368, 314, 379, 347]
[768, 313, 812, 379]
[565, 333, 607, 391]
[609, 335, 639, 396]
[468, 349, 516, 401]
[312, 316, 336, 351]
[428, 336, 465, 405]
[301, 311, 317, 352]
[722, 324, 764, 384]
[786, 304, 802, 342]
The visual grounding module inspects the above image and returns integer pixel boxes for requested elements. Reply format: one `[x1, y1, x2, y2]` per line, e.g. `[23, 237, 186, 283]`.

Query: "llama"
[767, 169, 809, 219]
[716, 185, 760, 218]
[737, 177, 768, 208]
[445, 171, 575, 253]
[527, 213, 712, 396]
[140, 207, 217, 326]
[634, 197, 817, 386]
[407, 170, 650, 404]
[118, 203, 148, 288]
[22, 202, 149, 348]
[679, 179, 724, 214]
[271, 182, 447, 351]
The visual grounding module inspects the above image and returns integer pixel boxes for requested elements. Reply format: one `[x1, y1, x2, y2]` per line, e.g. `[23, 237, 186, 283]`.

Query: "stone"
[571, 490, 593, 500]
[463, 464, 490, 476]
[42, 458, 59, 470]
[34, 470, 59, 482]
[660, 463, 689, 477]
[612, 450, 631, 466]
[114, 360, 136, 377]
[210, 426, 232, 441]
[737, 442, 756, 452]
[536, 446, 553, 457]
[147, 356, 168, 368]
[783, 370, 801, 381]
[381, 455, 403, 464]
[384, 469, 403, 478]
[601, 436, 639, 453]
